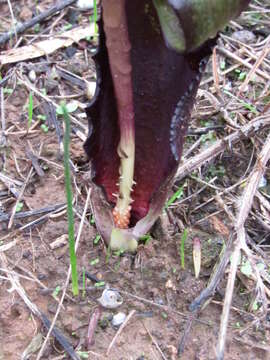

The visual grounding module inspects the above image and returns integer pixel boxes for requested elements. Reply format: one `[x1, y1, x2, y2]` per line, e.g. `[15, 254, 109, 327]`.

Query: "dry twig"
[0, 25, 95, 65]
[0, 0, 77, 46]
[106, 310, 136, 356]
[216, 132, 270, 360]
[177, 114, 270, 181]
[36, 189, 91, 360]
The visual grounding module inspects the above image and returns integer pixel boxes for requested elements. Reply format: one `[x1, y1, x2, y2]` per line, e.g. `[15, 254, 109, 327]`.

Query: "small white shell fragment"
[259, 176, 267, 188]
[28, 69, 36, 82]
[112, 312, 126, 327]
[86, 81, 96, 100]
[49, 234, 68, 250]
[98, 288, 123, 309]
[76, 0, 94, 10]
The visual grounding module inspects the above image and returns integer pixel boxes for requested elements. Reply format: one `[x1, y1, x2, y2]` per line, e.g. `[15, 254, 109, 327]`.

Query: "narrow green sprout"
[139, 234, 152, 244]
[52, 285, 61, 299]
[165, 185, 184, 209]
[63, 23, 73, 31]
[93, 0, 98, 35]
[180, 229, 188, 269]
[37, 114, 46, 121]
[40, 124, 49, 133]
[15, 202, 23, 213]
[90, 215, 95, 225]
[77, 351, 89, 359]
[161, 312, 168, 319]
[94, 281, 105, 288]
[223, 89, 257, 114]
[93, 234, 101, 244]
[3, 88, 13, 95]
[105, 245, 112, 264]
[61, 101, 79, 296]
[90, 258, 99, 266]
[28, 92, 33, 129]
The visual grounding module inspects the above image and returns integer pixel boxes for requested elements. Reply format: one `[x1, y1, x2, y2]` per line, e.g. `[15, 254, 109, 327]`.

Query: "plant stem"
[62, 102, 79, 296]
[27, 92, 33, 129]
[180, 229, 188, 269]
[102, 0, 135, 228]
[93, 0, 98, 35]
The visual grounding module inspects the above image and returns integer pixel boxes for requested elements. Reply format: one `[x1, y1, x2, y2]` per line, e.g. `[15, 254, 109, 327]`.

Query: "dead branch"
[0, 25, 95, 65]
[176, 114, 270, 181]
[0, 0, 77, 47]
[216, 131, 270, 360]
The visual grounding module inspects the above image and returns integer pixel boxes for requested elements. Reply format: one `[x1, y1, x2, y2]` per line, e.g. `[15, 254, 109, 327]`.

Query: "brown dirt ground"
[1, 1, 270, 360]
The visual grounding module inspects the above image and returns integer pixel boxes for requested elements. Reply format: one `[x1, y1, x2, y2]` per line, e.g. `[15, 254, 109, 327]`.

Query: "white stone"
[112, 312, 126, 327]
[76, 0, 94, 11]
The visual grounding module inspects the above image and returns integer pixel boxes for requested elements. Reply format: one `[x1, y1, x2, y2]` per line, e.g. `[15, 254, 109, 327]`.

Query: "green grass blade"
[28, 92, 33, 129]
[93, 0, 98, 35]
[180, 229, 188, 269]
[62, 101, 79, 296]
[165, 185, 184, 209]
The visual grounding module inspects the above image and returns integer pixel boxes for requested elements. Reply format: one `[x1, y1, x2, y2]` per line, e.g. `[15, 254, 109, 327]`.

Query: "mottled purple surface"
[84, 0, 213, 224]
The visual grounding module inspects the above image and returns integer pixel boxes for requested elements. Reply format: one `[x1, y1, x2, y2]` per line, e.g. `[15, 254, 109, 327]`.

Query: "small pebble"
[28, 69, 36, 82]
[76, 0, 93, 10]
[259, 176, 267, 188]
[98, 288, 123, 309]
[112, 312, 126, 327]
[86, 81, 96, 99]
[65, 46, 77, 58]
[232, 30, 256, 44]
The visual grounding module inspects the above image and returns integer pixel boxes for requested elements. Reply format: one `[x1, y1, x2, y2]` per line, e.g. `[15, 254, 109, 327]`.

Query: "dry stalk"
[176, 114, 270, 181]
[106, 310, 136, 356]
[36, 188, 91, 360]
[216, 132, 270, 360]
[238, 38, 270, 94]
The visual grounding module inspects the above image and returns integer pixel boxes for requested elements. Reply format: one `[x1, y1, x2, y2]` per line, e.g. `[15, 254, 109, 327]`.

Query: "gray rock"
[112, 312, 126, 327]
[232, 30, 256, 44]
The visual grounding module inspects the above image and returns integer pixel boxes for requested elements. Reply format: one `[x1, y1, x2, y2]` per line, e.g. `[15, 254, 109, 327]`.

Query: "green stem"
[117, 131, 135, 215]
[62, 102, 79, 296]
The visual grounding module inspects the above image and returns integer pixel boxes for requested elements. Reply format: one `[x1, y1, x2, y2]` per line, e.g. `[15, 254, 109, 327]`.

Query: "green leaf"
[56, 101, 78, 115]
[63, 23, 73, 31]
[15, 202, 23, 212]
[94, 281, 105, 288]
[40, 124, 49, 133]
[252, 300, 259, 312]
[165, 185, 184, 208]
[224, 89, 257, 114]
[77, 351, 89, 359]
[238, 71, 246, 81]
[90, 215, 95, 225]
[139, 233, 151, 244]
[52, 285, 61, 299]
[161, 312, 168, 319]
[220, 60, 226, 70]
[37, 114, 46, 121]
[93, 234, 101, 245]
[3, 88, 13, 95]
[90, 258, 99, 266]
